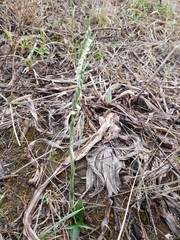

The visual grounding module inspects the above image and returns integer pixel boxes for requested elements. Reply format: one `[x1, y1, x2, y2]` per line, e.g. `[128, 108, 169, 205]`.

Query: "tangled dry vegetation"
[0, 0, 180, 239]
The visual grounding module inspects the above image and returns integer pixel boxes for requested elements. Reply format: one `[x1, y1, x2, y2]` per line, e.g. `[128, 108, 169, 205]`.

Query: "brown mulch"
[0, 0, 180, 239]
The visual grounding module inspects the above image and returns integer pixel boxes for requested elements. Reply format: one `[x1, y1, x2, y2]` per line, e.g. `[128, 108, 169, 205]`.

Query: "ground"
[0, 0, 180, 239]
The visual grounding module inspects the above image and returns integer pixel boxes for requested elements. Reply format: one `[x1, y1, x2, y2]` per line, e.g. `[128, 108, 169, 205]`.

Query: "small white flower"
[76, 37, 92, 83]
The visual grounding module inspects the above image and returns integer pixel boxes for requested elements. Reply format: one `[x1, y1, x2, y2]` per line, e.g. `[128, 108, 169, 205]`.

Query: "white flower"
[76, 37, 92, 82]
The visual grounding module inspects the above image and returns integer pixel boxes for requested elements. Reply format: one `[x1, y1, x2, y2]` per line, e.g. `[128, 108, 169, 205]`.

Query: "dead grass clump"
[87, 0, 121, 27]
[4, 0, 43, 32]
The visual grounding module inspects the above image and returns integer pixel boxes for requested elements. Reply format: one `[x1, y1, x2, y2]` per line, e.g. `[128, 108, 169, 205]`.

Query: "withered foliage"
[4, 0, 43, 32]
[0, 0, 180, 239]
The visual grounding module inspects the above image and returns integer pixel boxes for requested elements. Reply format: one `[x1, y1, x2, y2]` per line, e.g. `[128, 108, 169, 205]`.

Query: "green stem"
[69, 116, 75, 210]
[69, 27, 92, 211]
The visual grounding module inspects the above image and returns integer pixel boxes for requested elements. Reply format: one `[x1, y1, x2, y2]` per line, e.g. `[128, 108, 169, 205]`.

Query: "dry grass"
[0, 0, 180, 239]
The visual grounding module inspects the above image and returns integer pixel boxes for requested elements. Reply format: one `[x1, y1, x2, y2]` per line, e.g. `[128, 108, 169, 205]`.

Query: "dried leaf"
[0, 163, 5, 178]
[162, 212, 180, 236]
[98, 198, 112, 240]
[86, 146, 125, 197]
[131, 221, 142, 239]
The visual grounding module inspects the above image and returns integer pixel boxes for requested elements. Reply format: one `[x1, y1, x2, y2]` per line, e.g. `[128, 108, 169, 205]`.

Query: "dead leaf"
[162, 212, 180, 236]
[86, 146, 125, 197]
[0, 163, 5, 178]
[98, 198, 113, 240]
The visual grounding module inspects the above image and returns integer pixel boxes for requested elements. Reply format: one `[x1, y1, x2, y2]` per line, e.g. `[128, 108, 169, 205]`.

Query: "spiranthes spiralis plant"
[68, 26, 93, 239]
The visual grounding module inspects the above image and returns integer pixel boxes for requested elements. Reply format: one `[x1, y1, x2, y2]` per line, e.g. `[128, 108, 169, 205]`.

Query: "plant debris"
[0, 0, 180, 239]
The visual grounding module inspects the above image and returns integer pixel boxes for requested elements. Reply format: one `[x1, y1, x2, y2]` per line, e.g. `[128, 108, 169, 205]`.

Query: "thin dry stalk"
[117, 166, 140, 240]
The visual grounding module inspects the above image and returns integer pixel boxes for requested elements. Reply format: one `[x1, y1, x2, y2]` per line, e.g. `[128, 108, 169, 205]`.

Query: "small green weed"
[40, 193, 49, 205]
[0, 193, 5, 201]
[39, 207, 86, 240]
[34, 46, 50, 56]
[152, 2, 174, 18]
[128, 0, 175, 19]
[18, 33, 32, 52]
[14, 233, 20, 240]
[4, 29, 14, 47]
[49, 149, 58, 162]
[39, 204, 98, 240]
